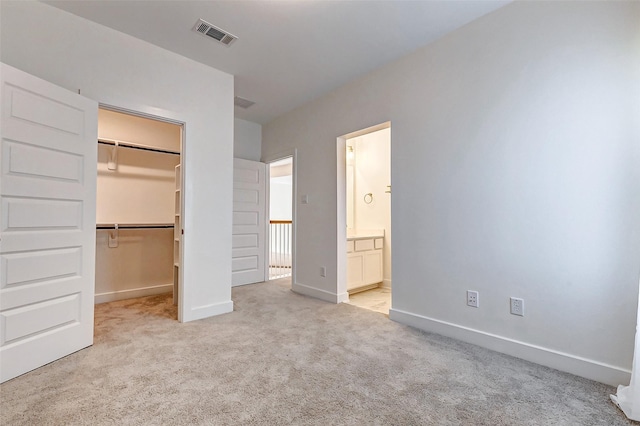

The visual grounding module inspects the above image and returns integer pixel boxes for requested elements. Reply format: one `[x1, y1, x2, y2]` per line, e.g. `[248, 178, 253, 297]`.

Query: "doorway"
[95, 106, 184, 321]
[263, 150, 297, 286]
[268, 157, 293, 280]
[338, 123, 391, 314]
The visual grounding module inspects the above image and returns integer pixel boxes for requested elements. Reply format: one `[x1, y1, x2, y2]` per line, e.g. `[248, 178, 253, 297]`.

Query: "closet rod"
[96, 224, 174, 230]
[98, 139, 180, 156]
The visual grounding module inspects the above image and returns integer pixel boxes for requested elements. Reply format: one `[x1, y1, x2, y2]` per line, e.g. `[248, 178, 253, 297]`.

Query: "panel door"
[232, 158, 266, 286]
[0, 63, 98, 382]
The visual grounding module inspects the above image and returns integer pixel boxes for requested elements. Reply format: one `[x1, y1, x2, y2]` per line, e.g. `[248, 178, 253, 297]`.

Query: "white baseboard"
[95, 283, 173, 304]
[292, 282, 347, 304]
[389, 308, 631, 387]
[182, 300, 234, 323]
[381, 279, 392, 289]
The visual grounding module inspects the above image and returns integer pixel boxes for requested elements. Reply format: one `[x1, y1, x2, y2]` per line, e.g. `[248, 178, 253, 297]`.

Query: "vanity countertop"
[347, 229, 384, 241]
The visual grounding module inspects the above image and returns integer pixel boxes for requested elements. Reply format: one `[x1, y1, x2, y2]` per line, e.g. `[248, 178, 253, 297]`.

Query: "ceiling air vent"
[234, 96, 255, 109]
[193, 19, 237, 46]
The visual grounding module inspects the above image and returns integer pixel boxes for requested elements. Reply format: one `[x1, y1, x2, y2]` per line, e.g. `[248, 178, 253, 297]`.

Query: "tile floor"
[346, 287, 391, 315]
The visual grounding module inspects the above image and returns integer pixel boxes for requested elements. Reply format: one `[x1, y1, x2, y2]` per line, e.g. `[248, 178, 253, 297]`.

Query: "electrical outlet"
[320, 266, 326, 277]
[467, 290, 479, 308]
[510, 297, 524, 316]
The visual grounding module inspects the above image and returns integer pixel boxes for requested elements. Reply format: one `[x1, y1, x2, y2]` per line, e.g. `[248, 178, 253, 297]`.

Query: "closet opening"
[95, 106, 184, 321]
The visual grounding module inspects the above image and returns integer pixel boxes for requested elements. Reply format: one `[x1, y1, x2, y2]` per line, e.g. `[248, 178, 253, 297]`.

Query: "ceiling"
[44, 0, 510, 124]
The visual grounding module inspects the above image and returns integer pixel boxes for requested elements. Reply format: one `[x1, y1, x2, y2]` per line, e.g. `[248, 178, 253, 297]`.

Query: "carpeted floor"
[0, 278, 634, 425]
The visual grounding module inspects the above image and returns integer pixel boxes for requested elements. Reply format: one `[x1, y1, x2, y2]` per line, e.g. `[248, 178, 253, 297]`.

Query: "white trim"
[382, 279, 392, 289]
[95, 283, 173, 304]
[336, 137, 348, 298]
[183, 300, 234, 322]
[342, 121, 391, 140]
[292, 282, 348, 304]
[389, 308, 631, 386]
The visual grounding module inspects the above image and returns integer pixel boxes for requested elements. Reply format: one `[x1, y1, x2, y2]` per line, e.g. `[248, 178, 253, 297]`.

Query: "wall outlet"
[467, 290, 479, 308]
[320, 266, 326, 277]
[510, 297, 524, 316]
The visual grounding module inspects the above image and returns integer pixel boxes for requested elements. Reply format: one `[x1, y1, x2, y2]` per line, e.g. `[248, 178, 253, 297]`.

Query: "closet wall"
[95, 109, 181, 303]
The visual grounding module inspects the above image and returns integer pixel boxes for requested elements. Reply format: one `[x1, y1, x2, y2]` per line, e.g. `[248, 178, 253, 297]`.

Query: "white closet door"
[232, 158, 266, 286]
[0, 63, 98, 383]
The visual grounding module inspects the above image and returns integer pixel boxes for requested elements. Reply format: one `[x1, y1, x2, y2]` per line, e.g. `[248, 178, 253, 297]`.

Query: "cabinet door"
[363, 250, 383, 285]
[347, 252, 364, 291]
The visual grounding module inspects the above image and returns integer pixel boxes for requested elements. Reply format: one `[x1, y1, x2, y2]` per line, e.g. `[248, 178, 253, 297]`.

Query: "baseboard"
[95, 283, 173, 304]
[381, 279, 392, 289]
[182, 300, 234, 323]
[389, 308, 631, 387]
[292, 282, 348, 304]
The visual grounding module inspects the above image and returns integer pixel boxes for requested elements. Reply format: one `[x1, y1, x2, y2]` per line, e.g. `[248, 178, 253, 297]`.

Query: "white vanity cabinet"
[347, 236, 383, 292]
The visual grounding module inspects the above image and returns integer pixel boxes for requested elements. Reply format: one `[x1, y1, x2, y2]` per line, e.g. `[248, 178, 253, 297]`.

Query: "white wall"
[262, 1, 640, 385]
[1, 1, 235, 322]
[350, 128, 391, 287]
[234, 118, 262, 161]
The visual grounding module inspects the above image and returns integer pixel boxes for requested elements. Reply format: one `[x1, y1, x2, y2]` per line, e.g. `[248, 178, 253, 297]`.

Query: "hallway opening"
[268, 157, 293, 280]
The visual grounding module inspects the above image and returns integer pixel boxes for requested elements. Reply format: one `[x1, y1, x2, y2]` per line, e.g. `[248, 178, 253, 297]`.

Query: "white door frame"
[263, 149, 297, 287]
[336, 122, 391, 301]
[98, 104, 186, 321]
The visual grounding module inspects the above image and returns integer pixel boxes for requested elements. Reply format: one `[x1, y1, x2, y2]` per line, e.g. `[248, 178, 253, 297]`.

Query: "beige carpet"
[0, 278, 633, 425]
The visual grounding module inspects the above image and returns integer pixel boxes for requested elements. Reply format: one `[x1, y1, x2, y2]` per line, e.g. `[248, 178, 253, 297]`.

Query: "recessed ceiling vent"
[193, 19, 237, 46]
[234, 96, 255, 109]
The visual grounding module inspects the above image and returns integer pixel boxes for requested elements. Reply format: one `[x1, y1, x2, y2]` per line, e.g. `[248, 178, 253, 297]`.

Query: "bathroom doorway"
[338, 123, 392, 315]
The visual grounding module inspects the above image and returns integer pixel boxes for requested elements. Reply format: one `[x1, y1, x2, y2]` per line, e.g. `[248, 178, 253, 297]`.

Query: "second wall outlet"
[320, 266, 326, 277]
[510, 297, 524, 316]
[467, 290, 479, 308]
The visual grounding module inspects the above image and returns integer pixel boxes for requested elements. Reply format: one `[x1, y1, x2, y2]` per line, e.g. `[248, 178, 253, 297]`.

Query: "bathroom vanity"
[346, 230, 384, 293]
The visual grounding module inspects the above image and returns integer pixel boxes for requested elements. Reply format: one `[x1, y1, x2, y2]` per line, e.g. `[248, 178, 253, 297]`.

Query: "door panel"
[232, 158, 266, 286]
[0, 63, 98, 383]
[5, 141, 84, 181]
